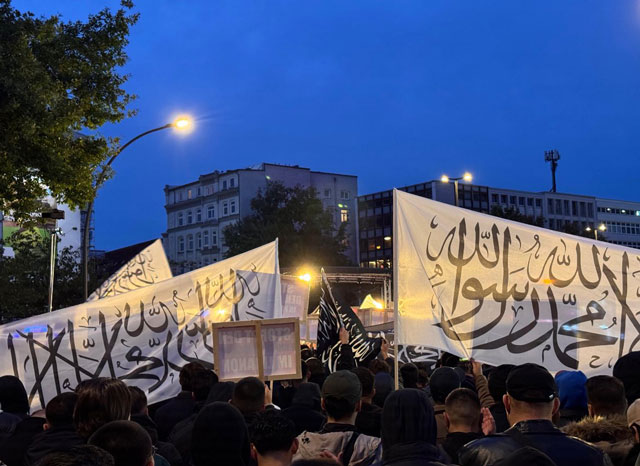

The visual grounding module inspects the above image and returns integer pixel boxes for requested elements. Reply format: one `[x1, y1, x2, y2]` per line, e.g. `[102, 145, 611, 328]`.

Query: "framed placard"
[280, 275, 310, 320]
[212, 318, 301, 382]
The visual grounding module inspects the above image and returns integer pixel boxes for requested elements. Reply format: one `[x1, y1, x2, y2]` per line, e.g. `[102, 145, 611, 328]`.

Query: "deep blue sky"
[14, 1, 640, 251]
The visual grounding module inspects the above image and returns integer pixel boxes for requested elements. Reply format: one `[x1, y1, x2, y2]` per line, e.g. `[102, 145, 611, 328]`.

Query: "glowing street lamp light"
[586, 224, 607, 241]
[441, 172, 473, 207]
[298, 273, 312, 282]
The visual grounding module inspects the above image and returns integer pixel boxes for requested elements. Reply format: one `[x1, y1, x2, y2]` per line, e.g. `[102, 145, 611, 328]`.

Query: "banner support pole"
[392, 189, 400, 390]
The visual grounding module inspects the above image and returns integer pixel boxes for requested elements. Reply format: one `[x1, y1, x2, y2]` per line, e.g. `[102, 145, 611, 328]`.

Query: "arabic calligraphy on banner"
[87, 239, 173, 302]
[394, 190, 640, 374]
[0, 241, 281, 409]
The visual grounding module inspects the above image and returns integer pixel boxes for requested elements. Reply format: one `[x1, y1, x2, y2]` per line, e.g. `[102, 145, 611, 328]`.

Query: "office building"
[164, 163, 358, 273]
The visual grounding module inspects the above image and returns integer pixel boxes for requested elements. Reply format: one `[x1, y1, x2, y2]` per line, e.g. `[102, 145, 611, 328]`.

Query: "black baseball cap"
[322, 370, 362, 405]
[506, 364, 557, 403]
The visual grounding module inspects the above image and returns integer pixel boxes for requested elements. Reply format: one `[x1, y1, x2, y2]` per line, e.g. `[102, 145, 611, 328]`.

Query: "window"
[580, 202, 587, 217]
[178, 236, 184, 252]
[555, 199, 562, 215]
[588, 203, 594, 217]
[324, 189, 331, 198]
[196, 209, 202, 222]
[527, 198, 533, 207]
[510, 196, 516, 205]
[204, 230, 209, 247]
[197, 233, 202, 249]
[340, 190, 350, 200]
[207, 205, 215, 219]
[187, 234, 194, 251]
[501, 195, 507, 204]
[212, 230, 218, 245]
[548, 199, 554, 214]
[178, 191, 183, 201]
[564, 200, 570, 215]
[536, 199, 541, 207]
[178, 212, 183, 226]
[230, 200, 236, 214]
[187, 189, 192, 199]
[222, 180, 228, 190]
[491, 194, 498, 203]
[519, 197, 525, 206]
[341, 209, 349, 223]
[197, 187, 201, 197]
[187, 211, 193, 224]
[223, 202, 228, 216]
[230, 178, 235, 188]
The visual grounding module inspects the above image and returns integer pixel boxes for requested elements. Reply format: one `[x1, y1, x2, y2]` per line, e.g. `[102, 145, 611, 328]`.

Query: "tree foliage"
[489, 205, 544, 227]
[0, 0, 138, 223]
[223, 182, 352, 268]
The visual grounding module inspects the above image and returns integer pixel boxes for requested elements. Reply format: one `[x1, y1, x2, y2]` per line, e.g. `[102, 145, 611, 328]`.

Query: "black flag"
[317, 269, 382, 372]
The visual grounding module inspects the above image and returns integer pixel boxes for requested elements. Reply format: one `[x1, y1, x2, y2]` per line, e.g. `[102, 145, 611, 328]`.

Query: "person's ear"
[291, 438, 299, 455]
[372, 387, 376, 398]
[633, 425, 640, 444]
[587, 403, 594, 417]
[43, 423, 50, 431]
[503, 394, 511, 414]
[552, 397, 560, 416]
[251, 445, 258, 461]
[146, 455, 154, 466]
[444, 412, 451, 429]
[321, 398, 326, 412]
[355, 400, 362, 413]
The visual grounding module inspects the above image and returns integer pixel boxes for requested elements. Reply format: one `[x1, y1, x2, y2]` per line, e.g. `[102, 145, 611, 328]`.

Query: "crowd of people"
[2, 342, 640, 466]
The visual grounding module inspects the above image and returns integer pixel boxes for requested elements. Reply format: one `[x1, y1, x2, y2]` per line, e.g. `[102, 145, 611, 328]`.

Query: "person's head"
[306, 358, 326, 386]
[191, 369, 217, 402]
[399, 363, 419, 389]
[292, 382, 322, 411]
[351, 367, 375, 401]
[44, 392, 77, 430]
[586, 375, 627, 417]
[0, 375, 29, 415]
[300, 345, 314, 361]
[74, 378, 131, 438]
[232, 377, 265, 415]
[299, 360, 310, 383]
[627, 399, 640, 443]
[555, 371, 588, 412]
[417, 369, 429, 389]
[614, 351, 640, 404]
[488, 364, 515, 402]
[88, 420, 154, 466]
[35, 445, 114, 466]
[206, 381, 235, 404]
[504, 364, 559, 426]
[179, 362, 206, 392]
[248, 410, 298, 464]
[321, 370, 362, 424]
[191, 402, 251, 466]
[369, 359, 390, 375]
[127, 387, 147, 416]
[382, 389, 437, 460]
[430, 367, 461, 405]
[445, 388, 481, 433]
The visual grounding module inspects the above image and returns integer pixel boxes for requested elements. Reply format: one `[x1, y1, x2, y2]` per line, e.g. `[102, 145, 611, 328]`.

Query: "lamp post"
[82, 117, 192, 300]
[441, 172, 473, 207]
[585, 223, 607, 241]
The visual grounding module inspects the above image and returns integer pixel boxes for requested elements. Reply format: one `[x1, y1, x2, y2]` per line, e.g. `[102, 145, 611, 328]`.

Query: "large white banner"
[394, 190, 640, 374]
[87, 239, 173, 302]
[0, 241, 281, 409]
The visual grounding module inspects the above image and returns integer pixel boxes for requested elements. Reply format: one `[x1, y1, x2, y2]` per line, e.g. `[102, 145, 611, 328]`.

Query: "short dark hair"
[445, 388, 481, 428]
[586, 375, 627, 416]
[191, 369, 217, 402]
[127, 387, 147, 416]
[248, 410, 297, 456]
[400, 363, 419, 389]
[369, 359, 390, 375]
[74, 378, 131, 438]
[232, 377, 265, 415]
[291, 460, 341, 466]
[418, 370, 429, 387]
[88, 420, 153, 466]
[45, 392, 77, 428]
[323, 396, 356, 420]
[352, 367, 375, 397]
[35, 445, 114, 466]
[179, 362, 206, 391]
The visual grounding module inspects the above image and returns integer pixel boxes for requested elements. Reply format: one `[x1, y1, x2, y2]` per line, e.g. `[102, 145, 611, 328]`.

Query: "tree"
[223, 182, 352, 268]
[0, 0, 138, 223]
[489, 205, 544, 227]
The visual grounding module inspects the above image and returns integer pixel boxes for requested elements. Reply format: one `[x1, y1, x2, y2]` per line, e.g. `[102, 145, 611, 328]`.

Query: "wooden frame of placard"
[211, 318, 301, 382]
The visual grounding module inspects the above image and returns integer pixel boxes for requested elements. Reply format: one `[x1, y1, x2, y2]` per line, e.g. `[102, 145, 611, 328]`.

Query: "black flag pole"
[393, 188, 400, 390]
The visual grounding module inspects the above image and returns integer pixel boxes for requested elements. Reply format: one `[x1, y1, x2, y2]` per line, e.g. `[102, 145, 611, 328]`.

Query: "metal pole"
[595, 230, 598, 241]
[392, 189, 400, 390]
[454, 180, 459, 207]
[48, 226, 57, 312]
[82, 123, 173, 300]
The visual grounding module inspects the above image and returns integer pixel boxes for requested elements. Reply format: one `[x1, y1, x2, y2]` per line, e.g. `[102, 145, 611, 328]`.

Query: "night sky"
[13, 1, 640, 251]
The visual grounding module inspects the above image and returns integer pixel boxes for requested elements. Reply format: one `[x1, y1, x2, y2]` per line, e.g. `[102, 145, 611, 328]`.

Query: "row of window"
[171, 177, 237, 204]
[323, 189, 351, 200]
[603, 221, 640, 236]
[610, 241, 640, 249]
[360, 259, 392, 269]
[176, 200, 237, 227]
[492, 193, 543, 208]
[598, 207, 640, 216]
[177, 230, 219, 253]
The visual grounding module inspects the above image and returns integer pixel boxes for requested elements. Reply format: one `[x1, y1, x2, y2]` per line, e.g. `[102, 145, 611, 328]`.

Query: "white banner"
[0, 241, 281, 409]
[394, 189, 640, 374]
[87, 239, 173, 302]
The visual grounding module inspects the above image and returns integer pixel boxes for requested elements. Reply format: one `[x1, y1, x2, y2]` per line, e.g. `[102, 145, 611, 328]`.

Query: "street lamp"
[585, 223, 607, 241]
[441, 172, 473, 207]
[82, 116, 193, 300]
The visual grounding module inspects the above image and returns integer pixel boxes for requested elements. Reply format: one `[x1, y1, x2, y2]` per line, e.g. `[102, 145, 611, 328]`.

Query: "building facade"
[163, 163, 358, 274]
[358, 180, 640, 268]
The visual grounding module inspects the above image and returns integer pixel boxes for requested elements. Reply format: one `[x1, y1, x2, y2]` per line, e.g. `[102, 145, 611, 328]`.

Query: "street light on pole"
[585, 223, 607, 241]
[82, 116, 193, 300]
[441, 172, 473, 207]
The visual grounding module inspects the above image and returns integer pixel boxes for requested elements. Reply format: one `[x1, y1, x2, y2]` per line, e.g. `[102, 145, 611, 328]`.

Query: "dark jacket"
[131, 414, 183, 466]
[459, 420, 613, 466]
[382, 441, 450, 466]
[623, 443, 640, 466]
[153, 391, 195, 441]
[443, 431, 483, 464]
[24, 424, 84, 466]
[563, 415, 634, 466]
[0, 416, 46, 466]
[489, 403, 510, 434]
[356, 402, 382, 438]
